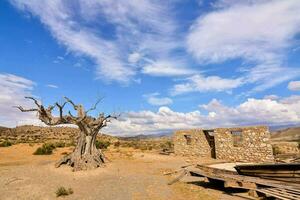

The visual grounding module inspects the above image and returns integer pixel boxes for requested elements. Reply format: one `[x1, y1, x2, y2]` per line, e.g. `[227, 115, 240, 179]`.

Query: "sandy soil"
[0, 144, 250, 200]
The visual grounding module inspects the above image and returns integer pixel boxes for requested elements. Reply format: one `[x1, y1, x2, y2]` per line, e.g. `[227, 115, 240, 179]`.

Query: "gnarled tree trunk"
[16, 96, 116, 171]
[56, 129, 105, 171]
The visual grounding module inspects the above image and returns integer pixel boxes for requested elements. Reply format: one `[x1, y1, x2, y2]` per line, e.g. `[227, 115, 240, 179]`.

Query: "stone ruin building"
[173, 126, 274, 163]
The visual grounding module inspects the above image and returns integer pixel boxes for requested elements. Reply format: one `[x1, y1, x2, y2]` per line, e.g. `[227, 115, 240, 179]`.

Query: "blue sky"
[1, 0, 300, 135]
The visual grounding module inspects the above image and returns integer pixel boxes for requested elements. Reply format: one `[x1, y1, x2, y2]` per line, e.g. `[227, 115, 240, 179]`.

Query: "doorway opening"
[203, 130, 216, 158]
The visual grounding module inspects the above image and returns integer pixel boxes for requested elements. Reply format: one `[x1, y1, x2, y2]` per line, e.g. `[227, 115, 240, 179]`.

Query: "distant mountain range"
[118, 132, 173, 140]
[1, 125, 299, 142]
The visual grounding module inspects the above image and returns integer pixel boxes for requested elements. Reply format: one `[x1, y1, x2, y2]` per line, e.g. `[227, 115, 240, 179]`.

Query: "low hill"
[271, 127, 300, 142]
[0, 125, 118, 143]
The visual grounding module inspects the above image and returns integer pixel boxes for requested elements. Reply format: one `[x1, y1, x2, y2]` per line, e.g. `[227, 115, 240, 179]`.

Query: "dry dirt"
[0, 144, 249, 200]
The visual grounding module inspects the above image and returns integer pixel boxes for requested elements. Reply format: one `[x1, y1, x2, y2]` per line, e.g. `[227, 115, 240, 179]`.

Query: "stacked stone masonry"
[173, 126, 274, 163]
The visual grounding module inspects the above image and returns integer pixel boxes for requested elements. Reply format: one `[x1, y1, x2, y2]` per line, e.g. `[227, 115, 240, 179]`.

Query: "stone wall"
[214, 126, 274, 163]
[173, 129, 211, 157]
[173, 126, 275, 163]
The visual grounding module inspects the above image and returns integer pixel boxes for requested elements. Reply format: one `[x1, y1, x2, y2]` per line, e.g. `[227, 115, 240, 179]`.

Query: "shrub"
[272, 146, 280, 155]
[53, 141, 66, 148]
[0, 140, 12, 147]
[160, 141, 174, 151]
[33, 143, 56, 155]
[56, 187, 73, 197]
[114, 141, 120, 147]
[95, 140, 111, 149]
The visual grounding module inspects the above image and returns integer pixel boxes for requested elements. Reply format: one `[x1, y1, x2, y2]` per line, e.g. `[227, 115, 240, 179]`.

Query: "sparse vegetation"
[33, 143, 56, 155]
[114, 141, 120, 147]
[0, 140, 12, 147]
[272, 146, 280, 155]
[160, 141, 174, 151]
[115, 139, 173, 152]
[55, 187, 73, 197]
[53, 141, 66, 148]
[66, 141, 76, 147]
[95, 140, 111, 149]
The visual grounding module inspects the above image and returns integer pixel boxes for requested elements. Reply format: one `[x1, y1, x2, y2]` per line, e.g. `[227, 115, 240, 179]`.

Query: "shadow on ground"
[186, 180, 253, 199]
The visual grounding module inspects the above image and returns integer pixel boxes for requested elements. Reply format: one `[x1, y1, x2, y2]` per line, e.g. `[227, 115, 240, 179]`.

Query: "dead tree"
[16, 96, 117, 171]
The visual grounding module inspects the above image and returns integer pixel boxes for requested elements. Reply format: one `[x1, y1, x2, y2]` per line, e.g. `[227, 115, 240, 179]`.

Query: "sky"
[0, 0, 300, 136]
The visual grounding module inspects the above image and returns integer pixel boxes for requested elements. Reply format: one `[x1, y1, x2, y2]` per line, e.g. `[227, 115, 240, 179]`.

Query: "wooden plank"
[238, 169, 300, 174]
[168, 170, 187, 185]
[257, 188, 299, 200]
[264, 188, 300, 199]
[276, 188, 300, 195]
[190, 167, 300, 191]
[189, 165, 300, 200]
[267, 188, 300, 199]
[221, 173, 300, 190]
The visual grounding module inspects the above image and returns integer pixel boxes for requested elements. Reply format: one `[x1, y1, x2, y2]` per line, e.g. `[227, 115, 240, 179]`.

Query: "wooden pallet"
[187, 164, 300, 199]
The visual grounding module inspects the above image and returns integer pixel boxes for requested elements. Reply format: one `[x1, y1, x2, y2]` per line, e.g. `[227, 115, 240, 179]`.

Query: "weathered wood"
[264, 188, 300, 199]
[235, 163, 300, 183]
[256, 188, 299, 200]
[188, 164, 300, 199]
[168, 170, 188, 185]
[16, 96, 117, 171]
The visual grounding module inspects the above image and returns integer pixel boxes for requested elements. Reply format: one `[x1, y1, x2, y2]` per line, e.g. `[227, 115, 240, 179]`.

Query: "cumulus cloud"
[288, 81, 300, 91]
[0, 73, 40, 127]
[187, 0, 300, 92]
[105, 95, 300, 135]
[171, 74, 243, 95]
[144, 93, 173, 106]
[201, 98, 300, 126]
[264, 95, 279, 100]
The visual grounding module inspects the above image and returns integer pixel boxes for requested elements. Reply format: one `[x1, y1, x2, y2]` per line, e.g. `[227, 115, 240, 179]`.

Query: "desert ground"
[0, 144, 250, 200]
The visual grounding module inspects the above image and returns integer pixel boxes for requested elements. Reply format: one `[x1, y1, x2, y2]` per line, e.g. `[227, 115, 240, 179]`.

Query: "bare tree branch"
[25, 96, 41, 108]
[64, 97, 78, 110]
[68, 111, 75, 118]
[85, 97, 103, 114]
[55, 101, 67, 119]
[13, 106, 38, 112]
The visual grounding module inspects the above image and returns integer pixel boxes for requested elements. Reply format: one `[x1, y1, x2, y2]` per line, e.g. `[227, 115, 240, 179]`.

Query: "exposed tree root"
[55, 150, 106, 171]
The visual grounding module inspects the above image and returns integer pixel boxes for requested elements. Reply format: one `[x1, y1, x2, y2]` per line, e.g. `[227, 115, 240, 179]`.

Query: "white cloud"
[264, 95, 279, 100]
[212, 0, 269, 8]
[288, 81, 300, 91]
[201, 98, 300, 126]
[128, 52, 141, 63]
[187, 0, 300, 91]
[10, 0, 188, 82]
[144, 93, 173, 106]
[104, 95, 300, 135]
[0, 73, 40, 127]
[171, 74, 243, 95]
[142, 60, 195, 77]
[244, 64, 300, 93]
[105, 106, 205, 135]
[188, 0, 300, 64]
[46, 84, 58, 89]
